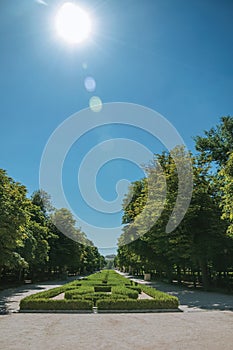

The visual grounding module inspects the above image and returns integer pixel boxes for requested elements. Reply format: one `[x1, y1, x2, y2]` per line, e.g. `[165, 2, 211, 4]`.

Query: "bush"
[65, 286, 94, 299]
[20, 298, 93, 310]
[19, 270, 179, 312]
[23, 286, 68, 300]
[94, 285, 111, 292]
[140, 285, 178, 305]
[127, 286, 142, 294]
[97, 298, 178, 310]
[112, 286, 139, 299]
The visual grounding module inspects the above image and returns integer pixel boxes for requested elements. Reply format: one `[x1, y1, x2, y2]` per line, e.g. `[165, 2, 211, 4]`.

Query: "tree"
[220, 152, 233, 235]
[0, 169, 29, 278]
[195, 116, 233, 166]
[117, 148, 229, 289]
[48, 208, 104, 275]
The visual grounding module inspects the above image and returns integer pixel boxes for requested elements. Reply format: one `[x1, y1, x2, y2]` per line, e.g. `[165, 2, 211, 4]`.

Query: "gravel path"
[1, 311, 233, 349]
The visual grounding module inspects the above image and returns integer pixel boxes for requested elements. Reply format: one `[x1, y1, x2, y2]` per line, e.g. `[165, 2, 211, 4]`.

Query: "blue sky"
[1, 0, 233, 253]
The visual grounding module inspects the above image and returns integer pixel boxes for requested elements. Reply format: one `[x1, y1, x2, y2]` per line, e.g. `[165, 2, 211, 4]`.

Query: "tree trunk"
[177, 265, 182, 284]
[200, 259, 209, 290]
[191, 270, 197, 288]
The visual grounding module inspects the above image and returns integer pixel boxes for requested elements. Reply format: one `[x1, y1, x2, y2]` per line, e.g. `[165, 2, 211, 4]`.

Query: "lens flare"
[56, 2, 92, 44]
[84, 76, 96, 92]
[89, 96, 103, 112]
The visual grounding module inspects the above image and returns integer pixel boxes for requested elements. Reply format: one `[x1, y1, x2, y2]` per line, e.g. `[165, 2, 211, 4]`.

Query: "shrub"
[19, 270, 179, 312]
[94, 285, 111, 292]
[140, 285, 178, 305]
[127, 286, 142, 294]
[65, 286, 94, 299]
[97, 298, 178, 310]
[20, 298, 93, 310]
[112, 286, 139, 299]
[23, 286, 69, 300]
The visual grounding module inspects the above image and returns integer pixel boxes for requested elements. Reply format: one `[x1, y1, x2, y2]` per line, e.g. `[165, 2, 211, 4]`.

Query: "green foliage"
[65, 286, 94, 299]
[126, 286, 142, 293]
[20, 270, 178, 311]
[20, 298, 93, 310]
[97, 298, 178, 310]
[220, 152, 233, 235]
[117, 142, 233, 290]
[0, 174, 105, 283]
[140, 285, 178, 304]
[111, 286, 138, 299]
[0, 169, 29, 272]
[194, 116, 233, 166]
[94, 285, 111, 292]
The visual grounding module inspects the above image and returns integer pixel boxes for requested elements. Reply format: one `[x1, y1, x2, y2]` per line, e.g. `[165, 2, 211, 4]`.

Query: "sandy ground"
[1, 311, 233, 350]
[1, 274, 233, 349]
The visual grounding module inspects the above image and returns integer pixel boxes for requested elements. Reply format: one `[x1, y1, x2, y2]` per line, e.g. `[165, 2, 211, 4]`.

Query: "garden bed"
[20, 270, 179, 313]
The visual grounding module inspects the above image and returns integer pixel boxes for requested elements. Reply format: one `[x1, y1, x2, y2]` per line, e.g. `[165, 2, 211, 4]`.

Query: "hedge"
[111, 286, 139, 299]
[94, 285, 111, 292]
[140, 285, 178, 304]
[126, 286, 142, 294]
[19, 270, 179, 312]
[65, 286, 94, 299]
[20, 298, 93, 310]
[97, 298, 178, 310]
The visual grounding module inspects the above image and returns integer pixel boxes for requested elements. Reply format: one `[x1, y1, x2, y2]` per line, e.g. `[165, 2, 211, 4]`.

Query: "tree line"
[116, 116, 233, 290]
[0, 177, 105, 285]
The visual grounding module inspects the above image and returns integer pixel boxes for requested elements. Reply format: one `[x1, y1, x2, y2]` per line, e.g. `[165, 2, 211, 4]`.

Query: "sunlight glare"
[56, 2, 92, 44]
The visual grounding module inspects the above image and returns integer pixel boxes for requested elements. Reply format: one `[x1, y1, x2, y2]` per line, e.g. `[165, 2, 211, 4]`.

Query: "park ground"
[1, 273, 233, 349]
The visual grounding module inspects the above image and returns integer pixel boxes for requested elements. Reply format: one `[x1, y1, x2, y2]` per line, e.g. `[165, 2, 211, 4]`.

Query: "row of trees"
[0, 175, 105, 284]
[116, 116, 233, 290]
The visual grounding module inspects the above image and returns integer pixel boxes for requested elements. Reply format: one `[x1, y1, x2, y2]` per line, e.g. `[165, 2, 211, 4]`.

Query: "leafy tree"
[195, 116, 233, 166]
[0, 169, 29, 278]
[118, 147, 229, 289]
[220, 152, 233, 235]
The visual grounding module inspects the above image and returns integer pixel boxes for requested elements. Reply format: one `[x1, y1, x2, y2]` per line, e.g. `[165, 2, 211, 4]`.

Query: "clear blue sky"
[1, 0, 233, 253]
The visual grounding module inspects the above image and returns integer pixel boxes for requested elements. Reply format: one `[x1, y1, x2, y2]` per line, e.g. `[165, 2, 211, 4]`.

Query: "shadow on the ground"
[126, 274, 233, 311]
[0, 280, 69, 315]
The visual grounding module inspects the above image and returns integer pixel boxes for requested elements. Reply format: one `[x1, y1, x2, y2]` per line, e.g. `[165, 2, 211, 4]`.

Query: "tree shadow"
[0, 280, 69, 315]
[128, 274, 233, 311]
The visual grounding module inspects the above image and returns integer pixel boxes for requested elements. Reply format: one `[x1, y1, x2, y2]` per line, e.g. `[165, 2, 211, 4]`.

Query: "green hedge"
[94, 285, 111, 292]
[111, 286, 139, 299]
[19, 270, 179, 311]
[65, 286, 94, 299]
[127, 286, 142, 294]
[140, 285, 178, 304]
[97, 298, 178, 310]
[20, 298, 93, 310]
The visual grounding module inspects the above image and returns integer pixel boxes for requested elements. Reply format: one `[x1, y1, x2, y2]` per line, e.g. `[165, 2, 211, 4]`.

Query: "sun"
[55, 2, 92, 44]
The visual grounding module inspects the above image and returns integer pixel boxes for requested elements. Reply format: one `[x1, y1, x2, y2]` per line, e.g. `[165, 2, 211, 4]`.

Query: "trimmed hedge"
[127, 286, 142, 294]
[112, 286, 139, 299]
[20, 298, 93, 310]
[140, 285, 178, 304]
[94, 285, 111, 292]
[97, 298, 178, 310]
[19, 270, 179, 312]
[65, 286, 94, 299]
